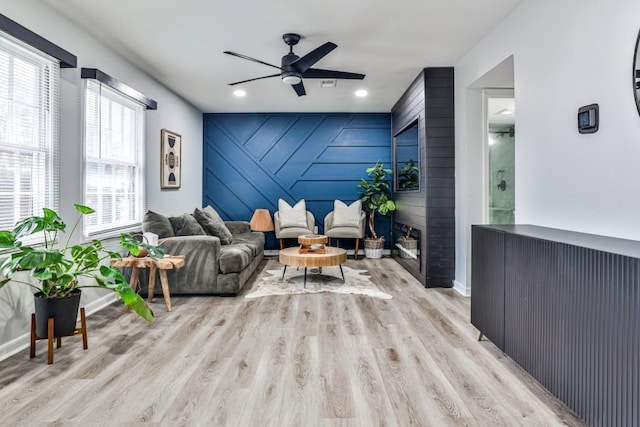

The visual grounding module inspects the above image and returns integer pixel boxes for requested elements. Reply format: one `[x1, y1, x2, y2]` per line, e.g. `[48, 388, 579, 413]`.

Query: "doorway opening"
[485, 91, 515, 223]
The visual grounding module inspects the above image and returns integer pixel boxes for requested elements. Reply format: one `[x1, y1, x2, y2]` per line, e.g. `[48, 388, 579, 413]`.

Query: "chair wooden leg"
[280, 239, 284, 250]
[354, 238, 360, 260]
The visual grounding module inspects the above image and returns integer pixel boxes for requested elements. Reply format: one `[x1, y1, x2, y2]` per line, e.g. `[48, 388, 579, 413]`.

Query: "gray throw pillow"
[142, 210, 175, 238]
[169, 214, 206, 236]
[194, 207, 233, 245]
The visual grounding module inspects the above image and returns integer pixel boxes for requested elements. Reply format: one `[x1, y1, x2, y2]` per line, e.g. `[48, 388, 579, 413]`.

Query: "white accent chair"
[323, 200, 366, 260]
[274, 199, 315, 250]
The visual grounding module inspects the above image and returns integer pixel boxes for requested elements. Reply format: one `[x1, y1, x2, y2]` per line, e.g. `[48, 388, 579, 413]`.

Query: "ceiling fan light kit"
[282, 73, 302, 85]
[224, 33, 365, 97]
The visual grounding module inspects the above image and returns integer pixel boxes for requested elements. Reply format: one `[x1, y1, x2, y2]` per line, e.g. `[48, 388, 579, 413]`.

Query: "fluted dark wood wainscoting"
[472, 224, 640, 427]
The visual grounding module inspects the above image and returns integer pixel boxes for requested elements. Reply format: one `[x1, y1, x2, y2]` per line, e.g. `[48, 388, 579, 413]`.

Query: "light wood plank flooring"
[0, 258, 585, 426]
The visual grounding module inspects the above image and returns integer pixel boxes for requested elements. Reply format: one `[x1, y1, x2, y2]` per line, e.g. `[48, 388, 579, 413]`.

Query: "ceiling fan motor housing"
[281, 53, 301, 85]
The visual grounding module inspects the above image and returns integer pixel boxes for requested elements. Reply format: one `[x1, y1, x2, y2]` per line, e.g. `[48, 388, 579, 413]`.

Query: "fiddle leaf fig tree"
[358, 161, 396, 240]
[0, 204, 163, 323]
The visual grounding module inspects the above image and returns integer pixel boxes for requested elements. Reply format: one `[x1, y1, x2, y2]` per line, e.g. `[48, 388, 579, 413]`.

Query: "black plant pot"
[34, 289, 81, 338]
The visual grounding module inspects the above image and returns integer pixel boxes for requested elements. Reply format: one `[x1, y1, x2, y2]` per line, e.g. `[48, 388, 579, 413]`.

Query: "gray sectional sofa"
[139, 207, 264, 296]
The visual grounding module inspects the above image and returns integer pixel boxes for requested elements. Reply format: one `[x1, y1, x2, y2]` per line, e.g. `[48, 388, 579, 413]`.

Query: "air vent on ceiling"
[320, 79, 337, 88]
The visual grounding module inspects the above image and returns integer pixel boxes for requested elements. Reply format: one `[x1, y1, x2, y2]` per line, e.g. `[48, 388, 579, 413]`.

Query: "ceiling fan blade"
[228, 74, 281, 86]
[223, 51, 283, 71]
[302, 68, 365, 80]
[292, 82, 306, 96]
[291, 42, 337, 73]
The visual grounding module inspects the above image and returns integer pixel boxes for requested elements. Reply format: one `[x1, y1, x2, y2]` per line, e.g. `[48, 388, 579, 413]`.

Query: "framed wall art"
[161, 129, 181, 189]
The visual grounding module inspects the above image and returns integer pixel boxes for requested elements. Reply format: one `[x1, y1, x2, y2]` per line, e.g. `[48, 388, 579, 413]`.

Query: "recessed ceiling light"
[355, 89, 368, 97]
[233, 89, 246, 97]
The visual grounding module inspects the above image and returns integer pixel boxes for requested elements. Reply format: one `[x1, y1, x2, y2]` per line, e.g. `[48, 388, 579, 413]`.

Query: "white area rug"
[246, 266, 392, 300]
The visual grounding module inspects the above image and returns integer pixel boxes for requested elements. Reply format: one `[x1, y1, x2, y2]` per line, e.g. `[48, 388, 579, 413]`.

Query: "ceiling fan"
[223, 33, 365, 96]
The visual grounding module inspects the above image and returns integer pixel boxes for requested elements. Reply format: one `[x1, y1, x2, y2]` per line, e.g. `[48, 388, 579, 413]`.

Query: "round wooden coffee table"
[279, 246, 347, 288]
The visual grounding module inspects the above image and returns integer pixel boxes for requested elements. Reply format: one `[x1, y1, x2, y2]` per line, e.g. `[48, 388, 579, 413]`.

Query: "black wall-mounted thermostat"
[578, 103, 599, 134]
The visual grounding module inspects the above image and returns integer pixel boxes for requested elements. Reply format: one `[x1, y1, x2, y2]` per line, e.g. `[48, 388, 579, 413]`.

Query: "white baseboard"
[83, 293, 118, 316]
[452, 280, 470, 297]
[0, 332, 31, 363]
[0, 293, 117, 363]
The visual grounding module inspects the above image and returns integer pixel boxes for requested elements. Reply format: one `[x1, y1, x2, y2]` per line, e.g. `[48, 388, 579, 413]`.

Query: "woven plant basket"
[398, 237, 418, 259]
[364, 238, 384, 259]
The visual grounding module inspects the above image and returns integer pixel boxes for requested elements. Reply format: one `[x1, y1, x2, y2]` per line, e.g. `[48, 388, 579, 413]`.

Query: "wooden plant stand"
[30, 307, 88, 365]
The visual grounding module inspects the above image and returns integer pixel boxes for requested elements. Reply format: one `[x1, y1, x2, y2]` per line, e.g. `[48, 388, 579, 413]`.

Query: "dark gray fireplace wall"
[391, 68, 455, 287]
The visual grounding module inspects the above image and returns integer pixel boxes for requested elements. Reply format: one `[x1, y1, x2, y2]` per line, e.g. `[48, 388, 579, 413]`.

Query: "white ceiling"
[42, 0, 523, 113]
[488, 98, 516, 127]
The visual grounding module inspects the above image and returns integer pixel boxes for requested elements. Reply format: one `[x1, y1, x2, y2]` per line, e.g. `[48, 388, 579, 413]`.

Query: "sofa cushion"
[232, 232, 265, 257]
[196, 206, 233, 245]
[333, 200, 362, 228]
[169, 214, 206, 236]
[219, 244, 253, 274]
[142, 210, 175, 238]
[278, 198, 308, 228]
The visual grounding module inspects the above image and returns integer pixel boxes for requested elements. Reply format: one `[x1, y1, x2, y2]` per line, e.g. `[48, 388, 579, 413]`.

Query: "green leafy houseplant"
[397, 158, 419, 190]
[0, 204, 164, 323]
[358, 160, 397, 240]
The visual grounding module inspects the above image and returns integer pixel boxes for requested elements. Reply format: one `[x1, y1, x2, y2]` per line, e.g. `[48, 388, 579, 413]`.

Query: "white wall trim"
[0, 293, 117, 363]
[453, 280, 470, 297]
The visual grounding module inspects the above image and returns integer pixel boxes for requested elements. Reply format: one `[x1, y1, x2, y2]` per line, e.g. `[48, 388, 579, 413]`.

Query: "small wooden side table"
[297, 234, 328, 253]
[111, 255, 185, 312]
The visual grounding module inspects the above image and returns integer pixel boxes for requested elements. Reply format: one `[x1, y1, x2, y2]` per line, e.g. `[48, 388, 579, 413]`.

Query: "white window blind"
[0, 32, 59, 239]
[83, 80, 145, 236]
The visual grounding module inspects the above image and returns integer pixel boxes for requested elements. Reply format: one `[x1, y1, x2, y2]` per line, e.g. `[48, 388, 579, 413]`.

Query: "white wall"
[455, 0, 640, 295]
[0, 0, 203, 358]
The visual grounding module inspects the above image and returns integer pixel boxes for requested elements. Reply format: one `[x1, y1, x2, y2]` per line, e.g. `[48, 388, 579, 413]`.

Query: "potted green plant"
[397, 158, 419, 190]
[0, 204, 163, 338]
[358, 161, 396, 258]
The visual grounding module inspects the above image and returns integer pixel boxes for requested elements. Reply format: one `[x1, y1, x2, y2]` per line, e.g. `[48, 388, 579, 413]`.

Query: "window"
[0, 33, 59, 238]
[84, 80, 145, 236]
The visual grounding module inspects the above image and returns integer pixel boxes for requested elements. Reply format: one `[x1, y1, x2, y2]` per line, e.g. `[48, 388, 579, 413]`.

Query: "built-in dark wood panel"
[391, 71, 426, 284]
[424, 68, 455, 287]
[391, 68, 455, 287]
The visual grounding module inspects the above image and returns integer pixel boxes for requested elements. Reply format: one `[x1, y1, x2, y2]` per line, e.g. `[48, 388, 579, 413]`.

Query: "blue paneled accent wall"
[203, 113, 391, 250]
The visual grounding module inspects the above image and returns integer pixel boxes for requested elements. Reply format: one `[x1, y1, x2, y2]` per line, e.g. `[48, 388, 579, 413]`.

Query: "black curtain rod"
[81, 68, 157, 110]
[0, 14, 77, 68]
